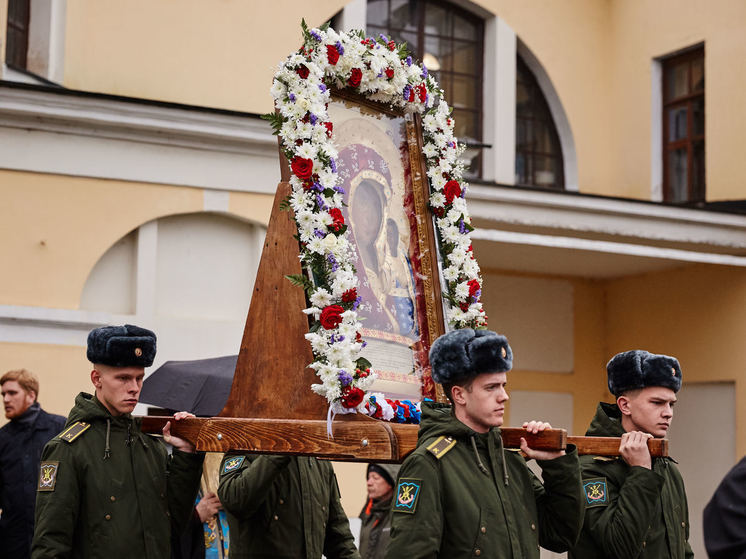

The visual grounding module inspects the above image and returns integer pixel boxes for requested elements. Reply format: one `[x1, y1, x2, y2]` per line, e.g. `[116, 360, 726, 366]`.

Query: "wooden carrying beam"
[141, 416, 668, 460]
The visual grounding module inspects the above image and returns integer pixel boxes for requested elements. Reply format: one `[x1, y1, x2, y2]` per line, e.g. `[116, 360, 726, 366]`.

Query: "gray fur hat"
[429, 328, 512, 384]
[87, 324, 157, 368]
[607, 350, 682, 396]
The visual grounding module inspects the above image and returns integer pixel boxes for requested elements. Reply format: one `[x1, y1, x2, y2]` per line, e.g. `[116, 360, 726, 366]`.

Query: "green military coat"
[218, 453, 359, 559]
[385, 402, 584, 558]
[569, 402, 694, 559]
[31, 393, 204, 559]
[358, 494, 394, 559]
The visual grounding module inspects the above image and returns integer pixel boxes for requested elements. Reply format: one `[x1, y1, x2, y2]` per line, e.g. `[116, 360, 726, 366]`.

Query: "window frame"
[5, 0, 31, 70]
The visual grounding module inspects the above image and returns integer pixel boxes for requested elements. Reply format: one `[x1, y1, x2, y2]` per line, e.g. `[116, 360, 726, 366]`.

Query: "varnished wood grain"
[568, 435, 668, 458]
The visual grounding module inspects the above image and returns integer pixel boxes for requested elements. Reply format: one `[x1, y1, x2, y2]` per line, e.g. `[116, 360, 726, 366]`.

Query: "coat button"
[273, 515, 279, 521]
[110, 496, 116, 502]
[105, 514, 111, 521]
[681, 522, 686, 527]
[279, 499, 284, 505]
[531, 523, 536, 531]
[475, 550, 481, 556]
[643, 541, 646, 548]
[480, 526, 486, 534]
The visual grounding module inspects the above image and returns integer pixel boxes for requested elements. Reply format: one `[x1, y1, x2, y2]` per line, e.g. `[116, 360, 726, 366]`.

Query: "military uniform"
[0, 402, 65, 559]
[569, 402, 693, 559]
[31, 392, 204, 559]
[385, 402, 584, 558]
[704, 455, 746, 559]
[218, 453, 358, 559]
[358, 463, 399, 559]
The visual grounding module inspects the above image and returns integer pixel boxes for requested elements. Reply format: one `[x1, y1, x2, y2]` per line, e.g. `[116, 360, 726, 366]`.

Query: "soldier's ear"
[451, 384, 467, 406]
[617, 395, 632, 416]
[90, 368, 102, 389]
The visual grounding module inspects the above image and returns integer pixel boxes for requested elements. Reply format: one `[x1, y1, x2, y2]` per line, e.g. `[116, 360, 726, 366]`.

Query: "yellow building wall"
[604, 264, 746, 455]
[0, 170, 273, 308]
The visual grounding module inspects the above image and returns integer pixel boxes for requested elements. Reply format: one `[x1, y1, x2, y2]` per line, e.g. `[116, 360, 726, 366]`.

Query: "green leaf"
[285, 274, 312, 291]
[279, 195, 292, 212]
[356, 357, 372, 370]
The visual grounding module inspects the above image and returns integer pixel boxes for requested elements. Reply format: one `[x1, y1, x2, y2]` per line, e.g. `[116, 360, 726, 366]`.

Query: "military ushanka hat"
[607, 349, 682, 396]
[429, 328, 512, 384]
[87, 324, 157, 368]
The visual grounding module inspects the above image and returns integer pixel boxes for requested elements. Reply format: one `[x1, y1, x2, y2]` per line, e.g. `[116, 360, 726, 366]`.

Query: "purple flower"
[309, 114, 317, 125]
[315, 194, 327, 210]
[310, 30, 322, 41]
[336, 41, 344, 55]
[318, 84, 327, 93]
[338, 370, 353, 386]
[405, 56, 412, 66]
[288, 93, 296, 102]
[353, 296, 362, 310]
[459, 219, 466, 234]
[330, 334, 346, 343]
[473, 289, 482, 299]
[403, 85, 412, 101]
[377, 71, 383, 78]
[314, 229, 326, 238]
[313, 181, 324, 192]
[326, 253, 339, 272]
[333, 185, 346, 194]
[379, 34, 389, 43]
[421, 65, 428, 78]
[330, 158, 337, 173]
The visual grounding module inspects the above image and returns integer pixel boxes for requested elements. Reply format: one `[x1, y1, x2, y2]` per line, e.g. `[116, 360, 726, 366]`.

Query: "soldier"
[385, 328, 584, 558]
[358, 463, 400, 559]
[0, 369, 66, 559]
[704, 456, 746, 559]
[32, 324, 205, 559]
[569, 350, 694, 558]
[218, 452, 359, 559]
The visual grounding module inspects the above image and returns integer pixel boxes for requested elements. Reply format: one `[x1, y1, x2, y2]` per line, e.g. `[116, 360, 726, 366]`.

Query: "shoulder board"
[593, 456, 617, 462]
[426, 436, 457, 460]
[58, 421, 90, 443]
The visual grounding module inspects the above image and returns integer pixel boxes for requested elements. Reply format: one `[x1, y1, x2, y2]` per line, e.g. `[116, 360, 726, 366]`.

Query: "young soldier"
[218, 453, 359, 559]
[569, 350, 694, 558]
[385, 328, 584, 558]
[32, 324, 205, 559]
[0, 369, 65, 559]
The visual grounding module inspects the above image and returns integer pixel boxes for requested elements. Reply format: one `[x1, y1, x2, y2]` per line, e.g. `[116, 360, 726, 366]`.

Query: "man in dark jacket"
[385, 328, 584, 559]
[358, 463, 399, 559]
[31, 324, 205, 559]
[703, 455, 746, 558]
[218, 453, 359, 559]
[569, 350, 694, 558]
[0, 368, 65, 559]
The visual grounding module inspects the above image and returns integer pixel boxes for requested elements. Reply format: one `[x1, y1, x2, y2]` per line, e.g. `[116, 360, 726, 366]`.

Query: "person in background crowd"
[703, 455, 746, 559]
[358, 463, 400, 559]
[32, 324, 205, 559]
[385, 328, 584, 558]
[0, 369, 66, 559]
[569, 350, 693, 558]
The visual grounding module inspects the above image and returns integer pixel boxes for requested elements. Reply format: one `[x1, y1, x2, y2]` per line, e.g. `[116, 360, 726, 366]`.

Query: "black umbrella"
[139, 355, 237, 417]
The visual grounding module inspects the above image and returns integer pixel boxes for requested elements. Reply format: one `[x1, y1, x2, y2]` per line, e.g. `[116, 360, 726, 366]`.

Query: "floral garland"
[264, 21, 487, 422]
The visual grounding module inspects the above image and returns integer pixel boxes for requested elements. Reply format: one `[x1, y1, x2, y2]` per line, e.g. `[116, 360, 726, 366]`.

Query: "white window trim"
[651, 58, 664, 202]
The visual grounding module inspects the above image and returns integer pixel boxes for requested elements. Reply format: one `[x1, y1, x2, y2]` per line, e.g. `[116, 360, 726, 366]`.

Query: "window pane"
[516, 119, 532, 150]
[424, 3, 450, 36]
[451, 74, 477, 110]
[389, 0, 417, 32]
[691, 55, 704, 93]
[693, 97, 705, 137]
[367, 0, 388, 27]
[692, 141, 705, 200]
[396, 30, 418, 57]
[667, 105, 688, 142]
[452, 40, 479, 73]
[667, 148, 688, 202]
[424, 36, 450, 73]
[534, 121, 554, 153]
[515, 153, 529, 185]
[516, 80, 532, 116]
[453, 109, 478, 142]
[665, 61, 689, 101]
[453, 12, 477, 40]
[460, 145, 482, 179]
[533, 155, 558, 187]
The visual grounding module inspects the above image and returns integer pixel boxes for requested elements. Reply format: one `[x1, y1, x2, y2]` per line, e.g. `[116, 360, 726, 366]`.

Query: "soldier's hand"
[520, 420, 566, 460]
[196, 492, 222, 522]
[163, 411, 197, 453]
[619, 431, 653, 469]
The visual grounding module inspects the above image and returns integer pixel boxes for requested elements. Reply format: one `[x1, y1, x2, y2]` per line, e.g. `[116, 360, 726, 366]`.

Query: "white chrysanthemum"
[309, 288, 333, 308]
[430, 192, 446, 207]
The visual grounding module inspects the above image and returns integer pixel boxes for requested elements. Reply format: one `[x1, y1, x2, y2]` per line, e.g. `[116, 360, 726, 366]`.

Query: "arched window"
[367, 0, 484, 178]
[515, 56, 564, 189]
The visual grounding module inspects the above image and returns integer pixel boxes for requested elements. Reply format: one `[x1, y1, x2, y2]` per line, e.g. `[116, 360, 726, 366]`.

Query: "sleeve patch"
[583, 477, 609, 507]
[425, 436, 456, 459]
[393, 478, 421, 514]
[221, 455, 245, 475]
[58, 421, 90, 443]
[38, 461, 59, 491]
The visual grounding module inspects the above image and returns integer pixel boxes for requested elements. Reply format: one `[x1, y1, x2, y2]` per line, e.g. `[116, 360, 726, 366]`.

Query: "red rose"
[385, 68, 394, 79]
[387, 40, 395, 51]
[323, 121, 333, 138]
[444, 180, 461, 204]
[341, 386, 364, 408]
[408, 88, 415, 102]
[328, 207, 345, 231]
[291, 157, 314, 180]
[326, 44, 340, 65]
[417, 83, 427, 102]
[296, 65, 310, 79]
[320, 305, 344, 330]
[342, 288, 357, 303]
[348, 68, 363, 88]
[468, 279, 480, 298]
[459, 302, 470, 312]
